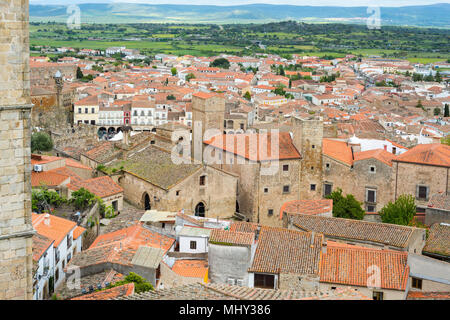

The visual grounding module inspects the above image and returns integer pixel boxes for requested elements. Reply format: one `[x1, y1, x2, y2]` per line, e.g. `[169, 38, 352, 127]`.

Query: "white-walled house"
[32, 213, 85, 293]
[32, 233, 55, 300]
[177, 226, 211, 254]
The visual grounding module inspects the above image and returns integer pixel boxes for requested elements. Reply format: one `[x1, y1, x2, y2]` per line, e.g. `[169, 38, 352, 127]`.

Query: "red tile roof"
[32, 233, 53, 261]
[394, 143, 450, 167]
[71, 283, 135, 300]
[204, 132, 301, 161]
[32, 213, 77, 247]
[31, 171, 70, 188]
[320, 241, 409, 291]
[172, 260, 208, 278]
[322, 139, 353, 166]
[248, 226, 323, 275]
[209, 229, 254, 247]
[68, 175, 123, 198]
[353, 149, 397, 167]
[73, 225, 86, 240]
[279, 199, 333, 219]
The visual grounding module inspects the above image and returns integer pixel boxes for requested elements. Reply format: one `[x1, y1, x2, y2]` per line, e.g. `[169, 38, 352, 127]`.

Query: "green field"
[29, 22, 450, 62]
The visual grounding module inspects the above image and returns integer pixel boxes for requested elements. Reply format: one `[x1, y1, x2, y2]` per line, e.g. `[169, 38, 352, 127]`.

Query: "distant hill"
[29, 3, 450, 27]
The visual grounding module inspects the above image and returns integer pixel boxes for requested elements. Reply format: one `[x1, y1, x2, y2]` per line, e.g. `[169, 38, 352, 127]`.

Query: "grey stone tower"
[0, 0, 35, 300]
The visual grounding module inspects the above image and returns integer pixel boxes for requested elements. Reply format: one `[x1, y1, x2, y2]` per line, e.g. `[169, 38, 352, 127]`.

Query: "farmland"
[30, 21, 450, 63]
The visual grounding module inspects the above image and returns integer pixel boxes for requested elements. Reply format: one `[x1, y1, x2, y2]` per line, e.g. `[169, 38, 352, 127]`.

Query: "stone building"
[425, 192, 450, 225]
[393, 144, 450, 213]
[0, 0, 35, 300]
[284, 214, 426, 254]
[107, 145, 238, 219]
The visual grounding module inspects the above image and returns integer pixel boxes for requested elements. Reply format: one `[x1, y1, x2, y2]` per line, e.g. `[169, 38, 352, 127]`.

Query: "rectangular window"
[268, 209, 273, 216]
[283, 185, 290, 194]
[417, 186, 428, 200]
[199, 175, 206, 186]
[264, 187, 269, 193]
[254, 274, 275, 289]
[324, 184, 332, 197]
[326, 163, 330, 169]
[190, 241, 197, 250]
[369, 166, 376, 173]
[310, 184, 316, 191]
[91, 107, 95, 114]
[412, 278, 422, 289]
[373, 291, 384, 300]
[85, 108, 88, 114]
[366, 189, 376, 203]
[78, 108, 81, 113]
[367, 205, 376, 213]
[283, 164, 289, 172]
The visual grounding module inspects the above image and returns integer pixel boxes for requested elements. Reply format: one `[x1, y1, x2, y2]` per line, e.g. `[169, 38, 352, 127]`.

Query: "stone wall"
[208, 244, 252, 286]
[425, 208, 450, 226]
[0, 0, 34, 300]
[278, 273, 320, 291]
[114, 165, 237, 219]
[159, 261, 204, 289]
[394, 162, 450, 209]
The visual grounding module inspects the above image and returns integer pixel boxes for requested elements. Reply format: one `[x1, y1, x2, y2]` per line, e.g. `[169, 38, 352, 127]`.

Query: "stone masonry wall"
[0, 0, 34, 300]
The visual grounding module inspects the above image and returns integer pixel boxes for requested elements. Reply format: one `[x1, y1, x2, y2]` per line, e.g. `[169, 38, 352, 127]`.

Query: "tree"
[31, 132, 53, 153]
[76, 66, 84, 79]
[210, 58, 230, 69]
[70, 188, 95, 210]
[434, 107, 441, 116]
[171, 67, 177, 76]
[325, 188, 365, 220]
[166, 94, 176, 100]
[107, 272, 153, 293]
[186, 73, 195, 82]
[445, 104, 449, 117]
[416, 100, 423, 109]
[435, 71, 442, 83]
[379, 194, 415, 226]
[243, 91, 251, 101]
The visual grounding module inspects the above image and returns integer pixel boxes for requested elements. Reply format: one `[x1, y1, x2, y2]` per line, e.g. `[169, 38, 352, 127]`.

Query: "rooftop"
[248, 226, 323, 275]
[289, 214, 417, 249]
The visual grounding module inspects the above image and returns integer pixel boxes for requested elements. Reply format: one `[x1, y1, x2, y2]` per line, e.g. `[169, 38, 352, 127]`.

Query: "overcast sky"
[30, 0, 450, 7]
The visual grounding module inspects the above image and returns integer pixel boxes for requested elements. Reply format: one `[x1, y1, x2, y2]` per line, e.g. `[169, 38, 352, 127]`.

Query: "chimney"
[44, 213, 50, 226]
[322, 240, 327, 254]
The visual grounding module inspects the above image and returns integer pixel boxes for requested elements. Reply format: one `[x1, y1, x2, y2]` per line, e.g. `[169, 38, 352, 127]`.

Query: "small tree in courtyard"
[31, 132, 53, 153]
[379, 194, 416, 226]
[325, 188, 365, 220]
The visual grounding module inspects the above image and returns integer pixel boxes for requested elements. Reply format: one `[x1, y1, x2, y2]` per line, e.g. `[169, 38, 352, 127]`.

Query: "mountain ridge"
[29, 3, 450, 27]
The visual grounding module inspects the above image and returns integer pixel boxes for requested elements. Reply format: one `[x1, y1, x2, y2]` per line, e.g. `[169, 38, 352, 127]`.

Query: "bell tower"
[0, 0, 35, 299]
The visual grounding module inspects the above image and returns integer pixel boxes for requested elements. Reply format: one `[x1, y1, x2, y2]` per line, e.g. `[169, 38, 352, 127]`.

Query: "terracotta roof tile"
[71, 283, 135, 300]
[209, 229, 254, 246]
[423, 223, 450, 257]
[31, 171, 70, 187]
[354, 148, 397, 167]
[171, 260, 208, 278]
[279, 199, 333, 219]
[394, 143, 450, 167]
[32, 213, 77, 247]
[322, 139, 353, 166]
[204, 132, 301, 161]
[320, 241, 409, 291]
[68, 176, 123, 198]
[32, 233, 53, 261]
[290, 214, 416, 248]
[248, 226, 323, 275]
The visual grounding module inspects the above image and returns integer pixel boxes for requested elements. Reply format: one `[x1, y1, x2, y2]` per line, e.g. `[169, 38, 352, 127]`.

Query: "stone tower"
[0, 0, 35, 300]
[291, 115, 324, 200]
[191, 92, 225, 163]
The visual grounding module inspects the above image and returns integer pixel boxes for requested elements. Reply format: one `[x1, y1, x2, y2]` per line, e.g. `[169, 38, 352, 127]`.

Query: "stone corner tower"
[0, 0, 35, 300]
[291, 115, 324, 200]
[191, 92, 225, 162]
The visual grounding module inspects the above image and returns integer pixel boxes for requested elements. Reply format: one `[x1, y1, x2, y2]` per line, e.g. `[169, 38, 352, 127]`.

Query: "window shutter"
[416, 185, 419, 199]
[426, 187, 429, 201]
